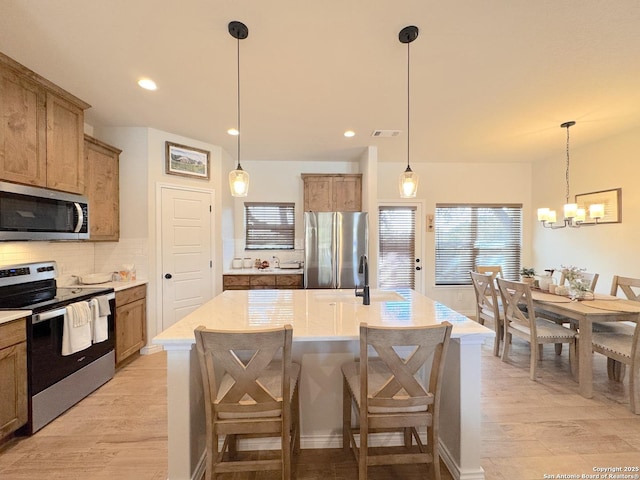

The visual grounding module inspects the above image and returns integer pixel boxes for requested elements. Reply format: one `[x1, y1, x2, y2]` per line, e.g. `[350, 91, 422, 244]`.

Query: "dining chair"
[611, 275, 640, 301]
[591, 320, 640, 414]
[341, 321, 453, 480]
[194, 324, 301, 480]
[591, 275, 640, 381]
[497, 278, 578, 381]
[590, 275, 640, 337]
[476, 265, 503, 279]
[470, 271, 503, 356]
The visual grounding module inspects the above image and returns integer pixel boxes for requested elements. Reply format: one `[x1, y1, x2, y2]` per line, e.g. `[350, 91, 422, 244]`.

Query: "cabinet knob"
[164, 273, 172, 279]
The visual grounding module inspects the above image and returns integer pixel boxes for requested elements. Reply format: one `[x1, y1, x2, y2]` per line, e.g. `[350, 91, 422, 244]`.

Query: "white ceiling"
[2, 0, 640, 166]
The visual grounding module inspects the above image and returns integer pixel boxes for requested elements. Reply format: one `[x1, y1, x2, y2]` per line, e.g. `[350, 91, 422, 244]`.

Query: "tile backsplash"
[0, 238, 148, 286]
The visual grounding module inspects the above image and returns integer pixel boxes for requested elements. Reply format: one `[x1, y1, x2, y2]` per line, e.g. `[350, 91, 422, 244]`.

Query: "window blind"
[245, 202, 295, 250]
[378, 206, 416, 289]
[435, 204, 522, 285]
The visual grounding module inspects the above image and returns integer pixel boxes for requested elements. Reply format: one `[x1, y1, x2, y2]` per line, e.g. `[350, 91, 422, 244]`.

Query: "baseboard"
[141, 344, 162, 355]
[439, 439, 486, 480]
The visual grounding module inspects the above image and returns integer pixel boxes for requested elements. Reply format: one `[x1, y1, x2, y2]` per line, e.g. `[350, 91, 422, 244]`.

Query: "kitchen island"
[153, 288, 493, 480]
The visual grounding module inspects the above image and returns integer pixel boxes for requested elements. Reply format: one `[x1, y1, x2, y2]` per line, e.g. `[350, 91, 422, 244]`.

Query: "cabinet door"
[276, 274, 303, 289]
[303, 175, 333, 212]
[223, 275, 251, 291]
[250, 275, 277, 288]
[302, 174, 362, 212]
[0, 66, 47, 187]
[333, 175, 362, 211]
[46, 92, 85, 194]
[84, 135, 120, 241]
[0, 342, 28, 439]
[115, 298, 146, 365]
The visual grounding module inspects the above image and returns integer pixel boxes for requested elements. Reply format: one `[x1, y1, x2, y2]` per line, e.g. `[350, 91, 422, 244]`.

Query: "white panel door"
[161, 187, 213, 331]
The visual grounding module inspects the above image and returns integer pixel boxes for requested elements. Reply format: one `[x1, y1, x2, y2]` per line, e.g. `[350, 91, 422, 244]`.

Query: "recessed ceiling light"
[344, 130, 355, 138]
[227, 128, 240, 136]
[137, 78, 157, 91]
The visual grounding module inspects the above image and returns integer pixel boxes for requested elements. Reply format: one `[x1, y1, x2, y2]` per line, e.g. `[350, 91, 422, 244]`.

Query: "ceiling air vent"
[371, 129, 401, 137]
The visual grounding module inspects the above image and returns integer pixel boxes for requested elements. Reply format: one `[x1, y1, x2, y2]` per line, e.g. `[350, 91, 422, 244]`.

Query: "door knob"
[164, 273, 172, 279]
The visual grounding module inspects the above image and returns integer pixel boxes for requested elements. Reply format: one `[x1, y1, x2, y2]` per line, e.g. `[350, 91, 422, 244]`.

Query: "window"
[245, 203, 295, 250]
[435, 204, 522, 285]
[378, 206, 416, 289]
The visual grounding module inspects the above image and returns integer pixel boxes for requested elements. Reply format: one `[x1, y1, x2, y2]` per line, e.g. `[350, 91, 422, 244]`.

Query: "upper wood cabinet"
[84, 135, 121, 241]
[0, 65, 47, 187]
[302, 174, 362, 212]
[46, 93, 86, 194]
[0, 52, 90, 194]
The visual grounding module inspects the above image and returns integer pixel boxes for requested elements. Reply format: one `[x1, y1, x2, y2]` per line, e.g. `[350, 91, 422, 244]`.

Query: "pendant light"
[398, 25, 419, 198]
[537, 121, 603, 228]
[228, 21, 250, 197]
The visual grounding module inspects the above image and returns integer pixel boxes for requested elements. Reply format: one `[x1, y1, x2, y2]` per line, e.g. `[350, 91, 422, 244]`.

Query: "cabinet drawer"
[276, 274, 303, 288]
[0, 318, 26, 350]
[250, 275, 277, 287]
[223, 275, 251, 287]
[116, 284, 147, 306]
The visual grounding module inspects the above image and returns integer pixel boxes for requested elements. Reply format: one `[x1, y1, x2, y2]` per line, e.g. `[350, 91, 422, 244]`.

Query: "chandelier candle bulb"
[537, 208, 550, 222]
[589, 203, 604, 219]
[547, 210, 557, 223]
[563, 203, 578, 219]
[575, 208, 586, 223]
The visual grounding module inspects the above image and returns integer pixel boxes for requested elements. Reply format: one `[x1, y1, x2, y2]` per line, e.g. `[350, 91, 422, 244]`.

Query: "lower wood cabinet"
[115, 285, 147, 366]
[223, 274, 303, 291]
[0, 318, 27, 440]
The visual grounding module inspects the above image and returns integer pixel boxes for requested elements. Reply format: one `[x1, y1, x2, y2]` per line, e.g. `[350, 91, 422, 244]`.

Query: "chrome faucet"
[355, 254, 370, 305]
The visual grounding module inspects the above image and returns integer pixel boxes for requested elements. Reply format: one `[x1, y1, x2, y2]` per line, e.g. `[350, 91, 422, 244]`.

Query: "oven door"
[28, 296, 115, 396]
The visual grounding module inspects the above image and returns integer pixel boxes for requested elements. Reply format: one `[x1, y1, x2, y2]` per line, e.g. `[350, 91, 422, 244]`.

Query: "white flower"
[561, 265, 590, 292]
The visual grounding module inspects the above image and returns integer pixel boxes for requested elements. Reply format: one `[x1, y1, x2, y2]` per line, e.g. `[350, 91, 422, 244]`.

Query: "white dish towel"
[62, 301, 92, 356]
[91, 296, 110, 343]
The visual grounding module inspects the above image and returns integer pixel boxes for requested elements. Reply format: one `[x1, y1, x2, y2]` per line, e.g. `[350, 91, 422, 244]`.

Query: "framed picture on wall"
[165, 142, 210, 180]
[575, 188, 622, 224]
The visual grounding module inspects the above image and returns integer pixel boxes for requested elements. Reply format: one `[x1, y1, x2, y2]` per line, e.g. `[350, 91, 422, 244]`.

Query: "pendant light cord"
[564, 124, 570, 204]
[406, 39, 411, 171]
[236, 35, 242, 170]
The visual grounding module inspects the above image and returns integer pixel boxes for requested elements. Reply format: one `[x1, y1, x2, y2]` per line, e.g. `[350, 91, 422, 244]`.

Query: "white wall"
[89, 127, 225, 343]
[377, 160, 533, 315]
[532, 126, 640, 293]
[3, 124, 632, 327]
[225, 159, 361, 269]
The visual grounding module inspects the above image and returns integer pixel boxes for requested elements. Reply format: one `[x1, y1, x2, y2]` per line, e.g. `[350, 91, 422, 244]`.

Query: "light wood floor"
[1, 338, 639, 479]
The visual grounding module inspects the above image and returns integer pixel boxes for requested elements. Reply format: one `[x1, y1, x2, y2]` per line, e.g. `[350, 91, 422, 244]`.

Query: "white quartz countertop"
[0, 310, 32, 326]
[223, 268, 303, 275]
[72, 279, 148, 292]
[153, 288, 493, 347]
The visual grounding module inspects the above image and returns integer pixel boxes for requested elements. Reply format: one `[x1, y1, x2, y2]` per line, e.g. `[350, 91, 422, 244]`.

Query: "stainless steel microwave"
[0, 181, 89, 241]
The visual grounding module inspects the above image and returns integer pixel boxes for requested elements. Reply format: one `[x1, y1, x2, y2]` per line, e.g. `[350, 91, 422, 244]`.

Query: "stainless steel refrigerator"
[304, 212, 368, 289]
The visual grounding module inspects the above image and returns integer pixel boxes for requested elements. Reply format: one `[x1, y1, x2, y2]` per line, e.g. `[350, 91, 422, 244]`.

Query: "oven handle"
[31, 292, 116, 325]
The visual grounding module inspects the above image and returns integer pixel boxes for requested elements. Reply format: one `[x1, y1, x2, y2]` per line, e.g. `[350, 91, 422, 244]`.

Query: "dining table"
[531, 290, 640, 398]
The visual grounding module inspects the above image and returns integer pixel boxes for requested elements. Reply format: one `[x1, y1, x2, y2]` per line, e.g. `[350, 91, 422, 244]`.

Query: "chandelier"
[537, 121, 603, 228]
